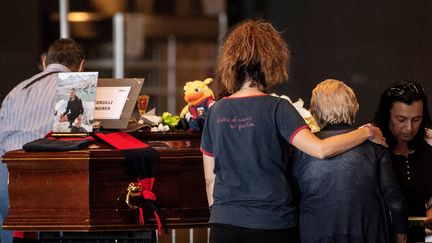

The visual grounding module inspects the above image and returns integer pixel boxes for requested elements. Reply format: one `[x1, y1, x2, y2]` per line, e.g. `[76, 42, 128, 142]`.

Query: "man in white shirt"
[0, 38, 85, 243]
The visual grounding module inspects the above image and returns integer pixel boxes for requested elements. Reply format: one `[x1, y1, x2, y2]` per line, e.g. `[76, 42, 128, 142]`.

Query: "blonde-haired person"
[310, 79, 358, 127]
[292, 79, 407, 243]
[200, 20, 387, 243]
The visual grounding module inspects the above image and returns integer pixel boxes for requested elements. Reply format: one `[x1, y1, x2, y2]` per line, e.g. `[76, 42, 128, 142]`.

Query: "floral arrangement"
[271, 94, 320, 133]
[138, 109, 181, 132]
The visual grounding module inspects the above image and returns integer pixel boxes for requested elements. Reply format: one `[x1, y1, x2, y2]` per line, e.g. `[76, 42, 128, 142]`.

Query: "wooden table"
[1, 131, 209, 232]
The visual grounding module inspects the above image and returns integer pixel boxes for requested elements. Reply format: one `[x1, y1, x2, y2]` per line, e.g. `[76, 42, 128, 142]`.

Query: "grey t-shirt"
[200, 94, 307, 229]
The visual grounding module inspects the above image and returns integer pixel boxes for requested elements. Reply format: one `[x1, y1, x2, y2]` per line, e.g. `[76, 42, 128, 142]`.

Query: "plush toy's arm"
[180, 105, 189, 118]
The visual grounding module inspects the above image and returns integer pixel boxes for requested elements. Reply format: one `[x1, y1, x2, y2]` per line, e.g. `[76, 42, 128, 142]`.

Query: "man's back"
[0, 64, 70, 155]
[0, 38, 85, 243]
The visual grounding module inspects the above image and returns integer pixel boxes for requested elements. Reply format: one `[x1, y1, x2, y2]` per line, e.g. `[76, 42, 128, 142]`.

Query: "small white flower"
[272, 93, 320, 132]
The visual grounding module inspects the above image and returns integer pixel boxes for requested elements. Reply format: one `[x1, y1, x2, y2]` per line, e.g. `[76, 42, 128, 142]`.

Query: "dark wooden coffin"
[1, 131, 209, 231]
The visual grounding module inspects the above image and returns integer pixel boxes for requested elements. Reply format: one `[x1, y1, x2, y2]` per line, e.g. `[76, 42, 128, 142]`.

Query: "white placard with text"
[93, 86, 131, 119]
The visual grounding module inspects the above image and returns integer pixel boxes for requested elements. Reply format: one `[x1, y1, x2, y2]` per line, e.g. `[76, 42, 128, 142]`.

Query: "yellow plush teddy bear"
[180, 78, 215, 131]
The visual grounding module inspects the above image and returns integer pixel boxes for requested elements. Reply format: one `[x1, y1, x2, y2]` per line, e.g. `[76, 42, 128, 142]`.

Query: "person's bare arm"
[203, 154, 216, 206]
[424, 206, 432, 230]
[292, 125, 386, 159]
[395, 233, 407, 243]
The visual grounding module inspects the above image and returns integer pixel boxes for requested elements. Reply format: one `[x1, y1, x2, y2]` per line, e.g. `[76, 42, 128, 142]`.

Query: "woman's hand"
[424, 208, 432, 230]
[360, 123, 388, 147]
[395, 233, 407, 243]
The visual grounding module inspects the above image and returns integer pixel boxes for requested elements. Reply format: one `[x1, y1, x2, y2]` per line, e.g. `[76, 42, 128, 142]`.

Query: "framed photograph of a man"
[53, 72, 98, 133]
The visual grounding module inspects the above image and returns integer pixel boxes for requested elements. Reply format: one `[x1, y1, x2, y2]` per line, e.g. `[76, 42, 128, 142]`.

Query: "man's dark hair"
[45, 38, 85, 71]
[374, 80, 432, 149]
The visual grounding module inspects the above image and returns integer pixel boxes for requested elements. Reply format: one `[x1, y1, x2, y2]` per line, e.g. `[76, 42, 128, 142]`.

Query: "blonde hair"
[216, 20, 290, 94]
[310, 79, 359, 128]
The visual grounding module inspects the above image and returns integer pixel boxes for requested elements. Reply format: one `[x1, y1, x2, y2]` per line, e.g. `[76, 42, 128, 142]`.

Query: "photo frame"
[53, 72, 99, 134]
[93, 78, 145, 129]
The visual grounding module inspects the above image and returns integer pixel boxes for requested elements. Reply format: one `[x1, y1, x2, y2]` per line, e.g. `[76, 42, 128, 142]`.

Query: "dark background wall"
[0, 1, 43, 104]
[267, 0, 432, 124]
[1, 0, 432, 124]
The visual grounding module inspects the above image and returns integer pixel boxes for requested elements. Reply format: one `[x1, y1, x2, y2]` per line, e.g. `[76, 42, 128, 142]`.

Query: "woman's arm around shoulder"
[291, 124, 387, 159]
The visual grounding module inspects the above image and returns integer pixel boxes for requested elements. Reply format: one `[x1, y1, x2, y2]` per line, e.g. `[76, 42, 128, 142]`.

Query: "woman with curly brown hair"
[200, 20, 386, 243]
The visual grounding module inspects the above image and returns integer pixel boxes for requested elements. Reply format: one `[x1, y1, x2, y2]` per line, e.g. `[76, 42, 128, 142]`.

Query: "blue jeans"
[0, 163, 13, 243]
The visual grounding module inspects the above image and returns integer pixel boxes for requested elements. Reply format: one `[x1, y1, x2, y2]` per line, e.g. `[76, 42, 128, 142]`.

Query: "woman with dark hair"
[374, 80, 432, 242]
[200, 19, 387, 243]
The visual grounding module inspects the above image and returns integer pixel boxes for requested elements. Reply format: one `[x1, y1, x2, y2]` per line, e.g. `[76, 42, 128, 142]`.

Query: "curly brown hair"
[216, 20, 290, 94]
